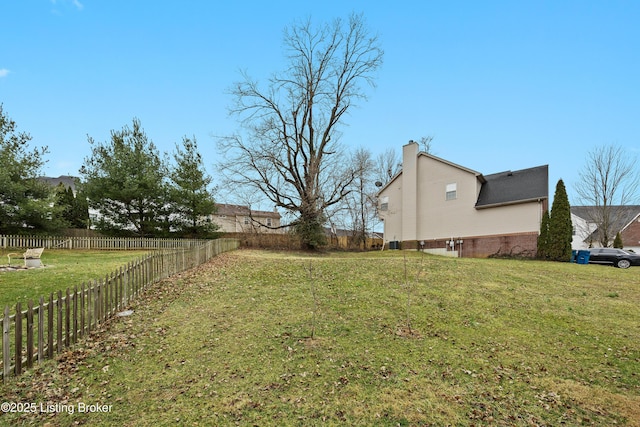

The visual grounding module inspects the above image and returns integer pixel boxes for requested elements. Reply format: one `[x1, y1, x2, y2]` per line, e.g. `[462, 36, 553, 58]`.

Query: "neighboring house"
[377, 141, 548, 258]
[211, 204, 282, 233]
[571, 205, 640, 252]
[38, 175, 78, 194]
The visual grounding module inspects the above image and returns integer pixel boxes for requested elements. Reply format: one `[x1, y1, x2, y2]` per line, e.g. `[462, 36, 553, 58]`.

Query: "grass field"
[0, 249, 150, 310]
[1, 249, 639, 426]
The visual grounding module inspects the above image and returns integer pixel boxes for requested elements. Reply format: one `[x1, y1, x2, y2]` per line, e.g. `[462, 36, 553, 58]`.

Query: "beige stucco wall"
[378, 175, 403, 242]
[212, 215, 239, 232]
[416, 155, 543, 239]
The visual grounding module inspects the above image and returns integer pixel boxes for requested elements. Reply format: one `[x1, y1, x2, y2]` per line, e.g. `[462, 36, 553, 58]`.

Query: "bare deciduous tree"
[333, 147, 376, 249]
[574, 145, 640, 247]
[373, 136, 432, 188]
[218, 14, 383, 249]
[374, 148, 402, 186]
[418, 135, 434, 156]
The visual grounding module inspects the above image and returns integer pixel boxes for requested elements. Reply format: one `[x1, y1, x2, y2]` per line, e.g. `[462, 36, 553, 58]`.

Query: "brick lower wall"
[621, 221, 640, 249]
[391, 232, 539, 258]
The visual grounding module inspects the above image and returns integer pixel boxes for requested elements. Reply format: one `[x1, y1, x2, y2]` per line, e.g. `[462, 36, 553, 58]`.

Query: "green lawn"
[1, 249, 639, 426]
[0, 249, 150, 310]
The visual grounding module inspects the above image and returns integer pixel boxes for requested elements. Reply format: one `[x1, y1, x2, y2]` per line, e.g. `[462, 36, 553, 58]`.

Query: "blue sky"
[1, 0, 638, 205]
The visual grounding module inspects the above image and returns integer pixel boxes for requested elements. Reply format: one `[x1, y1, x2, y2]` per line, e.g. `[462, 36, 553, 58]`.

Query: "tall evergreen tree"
[72, 188, 90, 229]
[613, 232, 623, 249]
[80, 118, 167, 236]
[55, 183, 76, 225]
[547, 179, 573, 262]
[537, 209, 550, 259]
[55, 184, 90, 229]
[168, 137, 218, 237]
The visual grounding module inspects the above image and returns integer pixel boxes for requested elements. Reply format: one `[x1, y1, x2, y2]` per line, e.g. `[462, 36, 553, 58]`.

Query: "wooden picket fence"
[1, 238, 239, 382]
[0, 234, 210, 250]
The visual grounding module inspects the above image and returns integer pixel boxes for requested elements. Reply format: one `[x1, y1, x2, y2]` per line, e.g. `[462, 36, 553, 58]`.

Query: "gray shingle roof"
[475, 165, 548, 208]
[572, 205, 640, 239]
[38, 175, 78, 192]
[215, 203, 280, 219]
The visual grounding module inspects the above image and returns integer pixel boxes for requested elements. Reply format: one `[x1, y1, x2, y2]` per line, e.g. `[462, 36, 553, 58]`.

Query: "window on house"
[380, 196, 389, 211]
[445, 183, 457, 201]
[267, 218, 272, 227]
[244, 217, 250, 225]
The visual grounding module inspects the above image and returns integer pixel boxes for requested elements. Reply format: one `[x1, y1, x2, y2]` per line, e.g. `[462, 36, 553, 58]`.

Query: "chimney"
[401, 140, 419, 243]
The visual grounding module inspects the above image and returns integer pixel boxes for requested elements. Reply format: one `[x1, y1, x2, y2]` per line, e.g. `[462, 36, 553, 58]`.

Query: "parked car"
[588, 248, 640, 269]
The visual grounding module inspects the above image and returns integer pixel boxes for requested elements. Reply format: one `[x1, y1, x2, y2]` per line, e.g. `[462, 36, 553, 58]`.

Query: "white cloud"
[50, 0, 84, 12]
[0, 69, 9, 78]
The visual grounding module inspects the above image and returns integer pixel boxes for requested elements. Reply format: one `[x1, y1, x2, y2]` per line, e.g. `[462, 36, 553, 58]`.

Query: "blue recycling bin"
[576, 250, 591, 264]
[571, 250, 577, 263]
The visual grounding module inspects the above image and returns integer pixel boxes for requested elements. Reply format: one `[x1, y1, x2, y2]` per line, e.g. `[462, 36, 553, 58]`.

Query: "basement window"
[445, 183, 457, 201]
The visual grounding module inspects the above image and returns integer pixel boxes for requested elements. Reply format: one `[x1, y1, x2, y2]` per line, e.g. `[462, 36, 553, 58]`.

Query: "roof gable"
[376, 151, 484, 195]
[418, 152, 484, 178]
[475, 165, 549, 208]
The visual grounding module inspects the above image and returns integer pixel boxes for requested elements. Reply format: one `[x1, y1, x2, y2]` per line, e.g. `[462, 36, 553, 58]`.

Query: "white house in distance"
[210, 204, 282, 233]
[571, 205, 640, 252]
[376, 141, 548, 258]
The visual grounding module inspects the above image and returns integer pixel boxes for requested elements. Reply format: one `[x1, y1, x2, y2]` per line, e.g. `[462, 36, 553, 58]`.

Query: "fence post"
[87, 283, 92, 334]
[73, 285, 78, 344]
[15, 302, 22, 376]
[38, 297, 44, 364]
[47, 293, 54, 359]
[124, 263, 130, 305]
[95, 281, 101, 327]
[3, 306, 11, 382]
[114, 271, 119, 313]
[106, 274, 112, 319]
[65, 289, 71, 348]
[57, 290, 63, 353]
[80, 283, 86, 339]
[27, 300, 34, 368]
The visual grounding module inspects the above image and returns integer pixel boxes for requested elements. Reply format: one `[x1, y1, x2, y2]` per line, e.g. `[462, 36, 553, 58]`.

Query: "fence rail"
[1, 238, 239, 382]
[0, 235, 211, 250]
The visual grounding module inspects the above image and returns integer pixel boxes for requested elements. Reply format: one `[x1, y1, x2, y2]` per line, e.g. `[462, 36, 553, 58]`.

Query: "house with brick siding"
[376, 141, 548, 258]
[571, 205, 640, 252]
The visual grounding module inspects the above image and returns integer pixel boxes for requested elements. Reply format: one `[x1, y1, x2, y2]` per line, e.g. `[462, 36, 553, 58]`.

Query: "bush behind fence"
[1, 238, 239, 382]
[225, 232, 383, 250]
